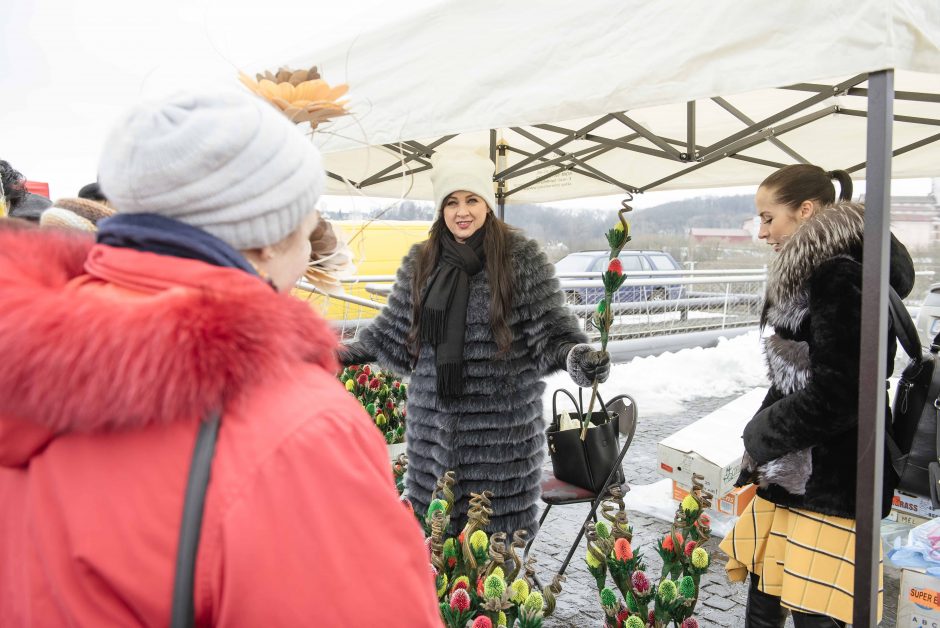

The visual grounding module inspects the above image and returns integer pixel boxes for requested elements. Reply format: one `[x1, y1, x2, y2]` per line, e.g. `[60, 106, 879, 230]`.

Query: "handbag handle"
[889, 287, 923, 361]
[552, 388, 584, 426]
[170, 409, 221, 628]
[578, 386, 612, 423]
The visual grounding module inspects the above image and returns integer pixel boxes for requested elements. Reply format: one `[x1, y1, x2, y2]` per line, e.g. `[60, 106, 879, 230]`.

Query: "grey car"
[916, 282, 940, 348]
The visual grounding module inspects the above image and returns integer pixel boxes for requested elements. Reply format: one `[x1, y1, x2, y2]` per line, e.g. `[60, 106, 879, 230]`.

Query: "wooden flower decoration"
[239, 64, 349, 127]
[304, 210, 355, 294]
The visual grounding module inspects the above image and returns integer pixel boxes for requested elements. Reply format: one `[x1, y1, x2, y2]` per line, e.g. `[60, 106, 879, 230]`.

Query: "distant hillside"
[627, 195, 755, 234]
[322, 194, 757, 248]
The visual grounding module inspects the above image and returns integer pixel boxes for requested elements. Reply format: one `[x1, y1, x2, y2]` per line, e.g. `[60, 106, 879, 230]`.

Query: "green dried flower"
[509, 579, 530, 604]
[594, 520, 610, 539]
[679, 575, 696, 599]
[426, 499, 447, 519]
[600, 587, 618, 608]
[625, 616, 645, 628]
[691, 547, 709, 569]
[484, 574, 506, 600]
[658, 579, 677, 602]
[523, 591, 544, 613]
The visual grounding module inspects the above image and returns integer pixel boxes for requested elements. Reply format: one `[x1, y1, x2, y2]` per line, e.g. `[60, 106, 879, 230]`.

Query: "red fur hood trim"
[0, 227, 338, 439]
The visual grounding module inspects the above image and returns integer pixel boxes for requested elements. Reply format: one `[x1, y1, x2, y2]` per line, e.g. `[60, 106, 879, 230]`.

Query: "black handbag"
[170, 410, 221, 628]
[887, 288, 940, 505]
[547, 388, 624, 493]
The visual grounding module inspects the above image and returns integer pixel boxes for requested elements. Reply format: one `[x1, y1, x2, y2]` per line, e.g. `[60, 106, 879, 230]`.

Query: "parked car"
[553, 249, 684, 304]
[916, 282, 940, 348]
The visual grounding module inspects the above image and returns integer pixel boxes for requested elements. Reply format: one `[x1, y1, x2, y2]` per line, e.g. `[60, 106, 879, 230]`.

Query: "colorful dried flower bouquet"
[584, 475, 713, 628]
[338, 364, 407, 445]
[421, 472, 564, 628]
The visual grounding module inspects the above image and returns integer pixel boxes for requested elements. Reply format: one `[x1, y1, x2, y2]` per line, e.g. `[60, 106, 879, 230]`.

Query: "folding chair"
[523, 392, 638, 583]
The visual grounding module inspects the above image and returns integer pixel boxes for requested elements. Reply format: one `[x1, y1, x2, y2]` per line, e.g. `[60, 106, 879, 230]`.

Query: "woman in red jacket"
[0, 91, 440, 627]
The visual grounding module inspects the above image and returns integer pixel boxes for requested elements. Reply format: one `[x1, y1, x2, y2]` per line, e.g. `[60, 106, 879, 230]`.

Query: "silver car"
[916, 282, 940, 348]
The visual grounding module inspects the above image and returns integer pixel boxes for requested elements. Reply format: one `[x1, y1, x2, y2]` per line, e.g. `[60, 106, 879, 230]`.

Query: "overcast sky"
[3, 0, 936, 210]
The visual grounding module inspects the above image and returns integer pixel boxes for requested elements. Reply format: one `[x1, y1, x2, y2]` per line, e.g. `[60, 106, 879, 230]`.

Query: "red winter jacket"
[0, 228, 440, 627]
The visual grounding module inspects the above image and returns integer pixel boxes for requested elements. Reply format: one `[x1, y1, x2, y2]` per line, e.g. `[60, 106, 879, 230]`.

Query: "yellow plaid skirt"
[718, 495, 882, 624]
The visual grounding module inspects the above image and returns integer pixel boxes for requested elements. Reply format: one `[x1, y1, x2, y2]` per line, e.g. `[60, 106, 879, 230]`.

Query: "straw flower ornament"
[239, 65, 349, 128]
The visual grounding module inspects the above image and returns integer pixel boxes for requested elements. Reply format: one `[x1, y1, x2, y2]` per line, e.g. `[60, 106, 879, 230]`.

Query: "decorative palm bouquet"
[581, 205, 632, 440]
[584, 475, 713, 628]
[338, 364, 407, 445]
[421, 473, 564, 628]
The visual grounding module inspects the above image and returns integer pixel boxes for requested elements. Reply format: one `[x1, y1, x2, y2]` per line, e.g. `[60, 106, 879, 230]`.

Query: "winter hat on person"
[97, 90, 325, 250]
[430, 148, 497, 213]
[39, 197, 117, 232]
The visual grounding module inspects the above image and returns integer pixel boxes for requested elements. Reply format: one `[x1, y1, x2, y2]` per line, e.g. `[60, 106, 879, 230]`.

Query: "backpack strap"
[171, 409, 221, 628]
[888, 287, 922, 361]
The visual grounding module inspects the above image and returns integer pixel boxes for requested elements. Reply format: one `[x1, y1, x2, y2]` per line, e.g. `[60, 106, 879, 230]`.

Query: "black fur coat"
[741, 203, 915, 518]
[347, 231, 586, 535]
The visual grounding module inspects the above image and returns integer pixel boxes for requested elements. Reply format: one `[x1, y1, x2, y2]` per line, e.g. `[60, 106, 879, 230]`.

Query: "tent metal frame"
[327, 74, 940, 229]
[325, 71, 936, 627]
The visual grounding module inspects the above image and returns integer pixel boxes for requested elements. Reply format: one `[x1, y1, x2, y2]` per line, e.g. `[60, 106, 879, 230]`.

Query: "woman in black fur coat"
[341, 149, 610, 535]
[719, 165, 915, 627]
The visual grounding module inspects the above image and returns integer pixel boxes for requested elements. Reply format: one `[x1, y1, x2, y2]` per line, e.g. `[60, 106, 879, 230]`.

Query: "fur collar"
[0, 228, 337, 435]
[762, 202, 865, 330]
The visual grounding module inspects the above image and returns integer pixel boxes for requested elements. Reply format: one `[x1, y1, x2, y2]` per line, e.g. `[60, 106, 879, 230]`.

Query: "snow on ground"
[541, 330, 769, 420]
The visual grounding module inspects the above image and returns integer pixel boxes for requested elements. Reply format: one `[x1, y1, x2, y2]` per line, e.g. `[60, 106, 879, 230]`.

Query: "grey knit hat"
[98, 90, 324, 250]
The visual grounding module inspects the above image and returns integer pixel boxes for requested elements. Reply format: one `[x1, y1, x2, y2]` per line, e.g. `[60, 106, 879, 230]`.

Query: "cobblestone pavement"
[531, 392, 902, 628]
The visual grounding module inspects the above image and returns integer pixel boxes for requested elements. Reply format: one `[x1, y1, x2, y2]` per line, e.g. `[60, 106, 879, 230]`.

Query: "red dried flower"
[362, 365, 372, 376]
[698, 513, 710, 527]
[394, 381, 401, 388]
[369, 378, 381, 390]
[476, 575, 485, 597]
[614, 537, 633, 561]
[616, 608, 630, 623]
[648, 609, 656, 625]
[472, 617, 492, 628]
[450, 588, 471, 611]
[662, 532, 684, 552]
[685, 540, 697, 557]
[681, 618, 699, 628]
[386, 400, 395, 410]
[348, 364, 359, 372]
[447, 557, 457, 569]
[608, 258, 623, 275]
[356, 373, 368, 386]
[631, 570, 650, 594]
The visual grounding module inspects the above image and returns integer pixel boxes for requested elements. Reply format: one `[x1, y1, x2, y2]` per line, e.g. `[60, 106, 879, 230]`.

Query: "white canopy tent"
[277, 2, 940, 625]
[289, 0, 940, 209]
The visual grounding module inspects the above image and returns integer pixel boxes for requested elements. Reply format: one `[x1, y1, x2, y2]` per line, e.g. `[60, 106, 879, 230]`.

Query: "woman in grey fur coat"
[719, 165, 914, 628]
[341, 149, 610, 536]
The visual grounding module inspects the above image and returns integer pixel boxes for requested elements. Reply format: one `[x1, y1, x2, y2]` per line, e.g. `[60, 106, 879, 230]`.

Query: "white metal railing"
[301, 269, 768, 342]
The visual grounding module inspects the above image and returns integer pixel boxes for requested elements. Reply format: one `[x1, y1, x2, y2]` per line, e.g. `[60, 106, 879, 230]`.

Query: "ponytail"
[827, 169, 853, 201]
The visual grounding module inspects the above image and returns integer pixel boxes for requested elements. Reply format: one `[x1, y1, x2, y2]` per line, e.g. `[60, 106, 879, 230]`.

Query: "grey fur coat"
[345, 231, 586, 535]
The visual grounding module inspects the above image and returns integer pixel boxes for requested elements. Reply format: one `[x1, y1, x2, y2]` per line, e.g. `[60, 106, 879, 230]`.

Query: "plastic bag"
[886, 517, 940, 575]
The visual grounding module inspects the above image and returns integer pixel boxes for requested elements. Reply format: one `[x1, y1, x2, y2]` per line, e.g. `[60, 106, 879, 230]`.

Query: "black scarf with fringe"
[420, 227, 486, 398]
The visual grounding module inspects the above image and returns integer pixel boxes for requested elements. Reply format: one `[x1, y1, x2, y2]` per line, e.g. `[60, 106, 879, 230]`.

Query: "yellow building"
[294, 220, 432, 324]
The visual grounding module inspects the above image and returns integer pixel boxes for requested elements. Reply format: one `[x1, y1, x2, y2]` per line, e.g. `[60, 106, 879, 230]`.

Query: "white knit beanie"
[98, 90, 324, 250]
[430, 148, 497, 213]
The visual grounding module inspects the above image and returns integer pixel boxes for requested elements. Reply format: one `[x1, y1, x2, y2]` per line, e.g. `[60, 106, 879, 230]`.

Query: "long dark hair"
[760, 164, 853, 209]
[408, 213, 516, 359]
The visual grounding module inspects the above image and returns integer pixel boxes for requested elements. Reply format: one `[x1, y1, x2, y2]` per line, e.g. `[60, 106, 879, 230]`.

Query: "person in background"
[341, 148, 610, 536]
[0, 160, 29, 219]
[0, 91, 440, 627]
[719, 165, 915, 627]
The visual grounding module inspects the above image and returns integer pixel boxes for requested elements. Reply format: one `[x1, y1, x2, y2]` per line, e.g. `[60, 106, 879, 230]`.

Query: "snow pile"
[542, 330, 769, 418]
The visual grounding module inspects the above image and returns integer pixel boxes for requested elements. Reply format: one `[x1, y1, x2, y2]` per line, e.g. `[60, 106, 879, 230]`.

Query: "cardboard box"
[892, 489, 940, 524]
[898, 569, 940, 626]
[672, 480, 757, 517]
[657, 388, 768, 497]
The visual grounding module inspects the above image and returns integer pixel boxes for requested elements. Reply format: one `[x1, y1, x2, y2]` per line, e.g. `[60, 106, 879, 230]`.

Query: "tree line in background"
[322, 196, 937, 300]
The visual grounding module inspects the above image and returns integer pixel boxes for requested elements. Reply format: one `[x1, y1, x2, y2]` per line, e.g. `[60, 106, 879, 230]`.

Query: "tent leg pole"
[853, 69, 893, 628]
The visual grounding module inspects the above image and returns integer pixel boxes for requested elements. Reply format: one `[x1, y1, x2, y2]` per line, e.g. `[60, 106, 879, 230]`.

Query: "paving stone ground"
[529, 392, 902, 628]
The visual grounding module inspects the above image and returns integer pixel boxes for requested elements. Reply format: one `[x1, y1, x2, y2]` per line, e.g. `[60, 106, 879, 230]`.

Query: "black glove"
[566, 344, 611, 387]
